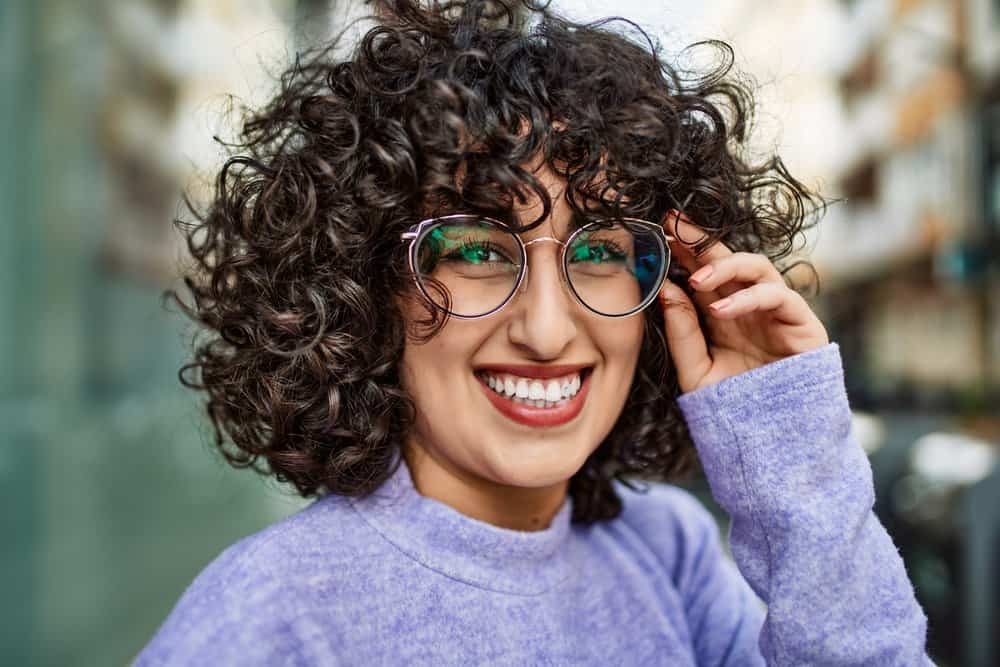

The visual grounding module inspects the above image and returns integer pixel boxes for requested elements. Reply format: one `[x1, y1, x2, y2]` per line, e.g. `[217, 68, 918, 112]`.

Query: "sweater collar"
[347, 454, 578, 595]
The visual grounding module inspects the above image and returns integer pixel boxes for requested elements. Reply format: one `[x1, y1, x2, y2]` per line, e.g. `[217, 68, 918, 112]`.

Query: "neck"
[401, 440, 569, 532]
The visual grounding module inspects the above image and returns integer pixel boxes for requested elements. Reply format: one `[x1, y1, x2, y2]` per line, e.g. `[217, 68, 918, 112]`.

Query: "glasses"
[400, 213, 675, 319]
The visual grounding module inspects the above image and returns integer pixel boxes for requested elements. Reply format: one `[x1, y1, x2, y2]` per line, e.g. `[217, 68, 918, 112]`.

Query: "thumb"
[658, 277, 711, 393]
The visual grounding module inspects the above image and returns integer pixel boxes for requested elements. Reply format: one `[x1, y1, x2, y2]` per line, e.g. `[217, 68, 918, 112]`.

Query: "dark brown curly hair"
[167, 0, 825, 524]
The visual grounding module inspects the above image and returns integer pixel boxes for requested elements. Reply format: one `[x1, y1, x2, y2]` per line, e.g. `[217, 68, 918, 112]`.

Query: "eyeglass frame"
[399, 213, 677, 319]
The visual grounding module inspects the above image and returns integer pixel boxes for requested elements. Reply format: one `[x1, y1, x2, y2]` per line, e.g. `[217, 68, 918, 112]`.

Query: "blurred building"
[820, 2, 1000, 663]
[816, 0, 1000, 413]
[1, 2, 318, 665]
[705, 0, 999, 413]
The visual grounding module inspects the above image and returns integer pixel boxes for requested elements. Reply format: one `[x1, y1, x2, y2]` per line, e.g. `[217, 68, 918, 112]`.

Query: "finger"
[658, 277, 711, 390]
[659, 210, 732, 307]
[688, 252, 785, 299]
[707, 282, 815, 324]
[662, 209, 734, 267]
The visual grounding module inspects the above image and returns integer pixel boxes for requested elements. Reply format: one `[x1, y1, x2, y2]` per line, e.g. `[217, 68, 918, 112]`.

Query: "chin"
[481, 439, 592, 488]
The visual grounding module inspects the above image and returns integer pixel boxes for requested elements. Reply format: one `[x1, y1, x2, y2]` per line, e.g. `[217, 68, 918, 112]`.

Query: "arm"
[676, 342, 933, 665]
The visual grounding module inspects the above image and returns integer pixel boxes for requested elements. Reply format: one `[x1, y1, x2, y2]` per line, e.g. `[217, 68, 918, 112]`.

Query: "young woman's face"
[398, 160, 645, 495]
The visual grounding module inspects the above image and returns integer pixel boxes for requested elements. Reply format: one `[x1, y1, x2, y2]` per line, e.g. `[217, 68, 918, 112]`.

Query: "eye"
[569, 241, 627, 264]
[445, 240, 513, 265]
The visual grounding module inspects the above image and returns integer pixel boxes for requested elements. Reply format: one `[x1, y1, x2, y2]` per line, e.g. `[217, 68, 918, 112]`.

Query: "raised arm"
[676, 342, 934, 665]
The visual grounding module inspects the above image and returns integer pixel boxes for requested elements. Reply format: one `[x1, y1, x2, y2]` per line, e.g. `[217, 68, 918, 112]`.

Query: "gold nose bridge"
[522, 236, 565, 249]
[520, 236, 567, 274]
[515, 236, 569, 299]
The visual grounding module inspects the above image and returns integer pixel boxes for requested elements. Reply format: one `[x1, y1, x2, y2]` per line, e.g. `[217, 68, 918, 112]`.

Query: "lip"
[475, 368, 592, 428]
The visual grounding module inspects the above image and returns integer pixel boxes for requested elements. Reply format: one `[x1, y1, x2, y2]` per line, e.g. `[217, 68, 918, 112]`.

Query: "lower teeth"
[513, 396, 565, 408]
[485, 382, 576, 407]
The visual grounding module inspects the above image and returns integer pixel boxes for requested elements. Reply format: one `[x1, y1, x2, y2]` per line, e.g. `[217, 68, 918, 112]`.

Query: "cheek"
[399, 339, 455, 444]
[397, 313, 491, 410]
[596, 317, 645, 369]
[400, 337, 451, 397]
[592, 318, 646, 419]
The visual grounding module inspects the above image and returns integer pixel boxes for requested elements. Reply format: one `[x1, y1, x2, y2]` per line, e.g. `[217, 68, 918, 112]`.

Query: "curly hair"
[167, 0, 825, 524]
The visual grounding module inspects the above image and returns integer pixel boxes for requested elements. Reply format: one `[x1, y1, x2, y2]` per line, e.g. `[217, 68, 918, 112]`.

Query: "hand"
[657, 210, 830, 395]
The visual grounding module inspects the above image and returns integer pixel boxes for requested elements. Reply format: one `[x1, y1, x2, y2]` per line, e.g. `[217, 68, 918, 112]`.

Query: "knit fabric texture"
[134, 342, 933, 665]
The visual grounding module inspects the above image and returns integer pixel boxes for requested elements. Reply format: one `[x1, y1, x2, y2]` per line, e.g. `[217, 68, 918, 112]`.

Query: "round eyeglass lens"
[565, 220, 668, 316]
[413, 216, 524, 317]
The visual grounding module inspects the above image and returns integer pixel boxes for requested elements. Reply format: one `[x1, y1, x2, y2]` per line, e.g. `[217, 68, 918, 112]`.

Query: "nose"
[505, 243, 578, 359]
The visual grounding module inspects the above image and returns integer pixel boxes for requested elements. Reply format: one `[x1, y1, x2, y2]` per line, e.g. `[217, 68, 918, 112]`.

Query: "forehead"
[423, 160, 632, 237]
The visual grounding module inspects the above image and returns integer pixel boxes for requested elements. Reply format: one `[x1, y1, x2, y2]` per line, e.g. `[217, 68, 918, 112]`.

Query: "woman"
[136, 0, 932, 664]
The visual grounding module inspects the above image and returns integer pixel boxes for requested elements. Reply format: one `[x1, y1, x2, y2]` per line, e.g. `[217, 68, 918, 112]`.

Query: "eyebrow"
[428, 202, 620, 238]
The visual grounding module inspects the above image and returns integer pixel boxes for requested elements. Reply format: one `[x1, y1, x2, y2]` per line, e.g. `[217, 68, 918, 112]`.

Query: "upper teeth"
[481, 371, 583, 402]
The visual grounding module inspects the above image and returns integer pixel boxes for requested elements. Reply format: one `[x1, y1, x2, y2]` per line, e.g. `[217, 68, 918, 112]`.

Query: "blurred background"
[1, 0, 997, 665]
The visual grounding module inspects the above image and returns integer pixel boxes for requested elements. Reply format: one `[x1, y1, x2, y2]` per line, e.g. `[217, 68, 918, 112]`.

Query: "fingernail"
[710, 297, 732, 310]
[689, 266, 713, 285]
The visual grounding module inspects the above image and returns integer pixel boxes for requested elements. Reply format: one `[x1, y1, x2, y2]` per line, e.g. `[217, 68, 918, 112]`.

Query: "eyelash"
[578, 239, 626, 255]
[444, 239, 514, 262]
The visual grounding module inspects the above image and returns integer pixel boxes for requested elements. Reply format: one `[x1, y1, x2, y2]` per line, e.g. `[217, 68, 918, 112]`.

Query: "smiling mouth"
[473, 368, 593, 428]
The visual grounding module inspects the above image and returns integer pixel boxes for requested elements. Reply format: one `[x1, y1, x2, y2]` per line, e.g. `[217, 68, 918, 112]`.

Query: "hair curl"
[167, 0, 826, 524]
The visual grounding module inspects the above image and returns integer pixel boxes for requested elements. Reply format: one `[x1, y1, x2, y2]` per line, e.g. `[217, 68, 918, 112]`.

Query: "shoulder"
[614, 477, 719, 538]
[202, 492, 373, 590]
[134, 494, 377, 665]
[611, 478, 726, 587]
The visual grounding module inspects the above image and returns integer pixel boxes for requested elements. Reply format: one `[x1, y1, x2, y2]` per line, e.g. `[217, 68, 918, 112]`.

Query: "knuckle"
[748, 283, 774, 300]
[757, 282, 781, 296]
[730, 252, 768, 273]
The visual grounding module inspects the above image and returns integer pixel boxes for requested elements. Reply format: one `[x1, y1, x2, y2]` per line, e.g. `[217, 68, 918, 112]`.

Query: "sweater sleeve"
[675, 342, 934, 665]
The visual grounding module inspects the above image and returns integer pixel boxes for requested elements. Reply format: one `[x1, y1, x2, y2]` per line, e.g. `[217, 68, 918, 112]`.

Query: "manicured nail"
[689, 265, 713, 285]
[710, 297, 732, 311]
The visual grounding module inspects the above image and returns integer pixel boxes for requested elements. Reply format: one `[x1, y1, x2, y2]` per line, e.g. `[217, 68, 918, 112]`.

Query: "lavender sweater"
[134, 342, 932, 665]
